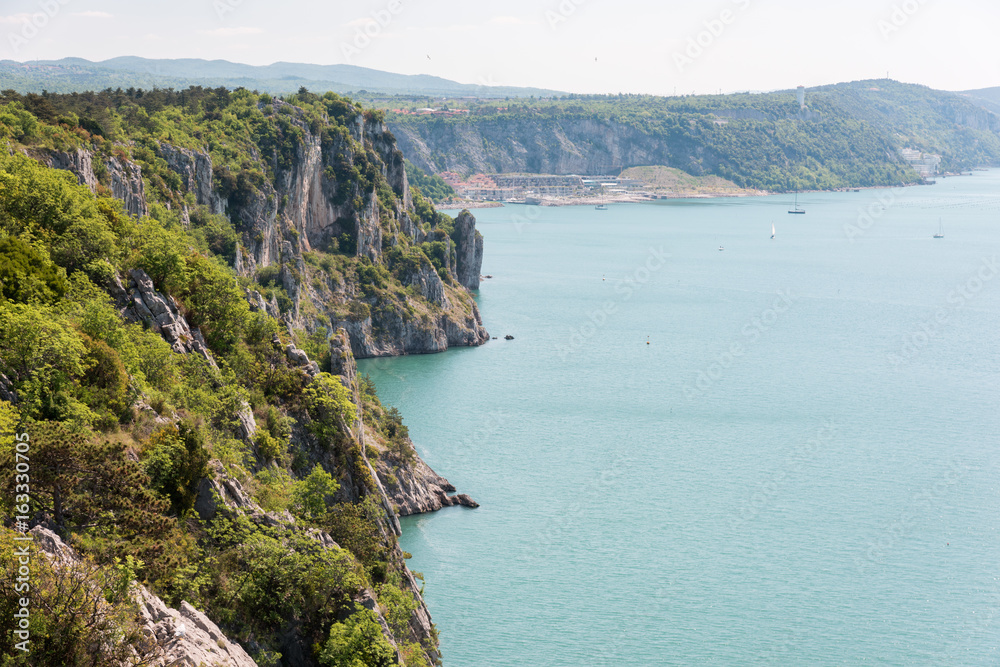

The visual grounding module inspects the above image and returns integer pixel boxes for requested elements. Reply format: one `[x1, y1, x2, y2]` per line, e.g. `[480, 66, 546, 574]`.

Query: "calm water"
[360, 173, 1000, 666]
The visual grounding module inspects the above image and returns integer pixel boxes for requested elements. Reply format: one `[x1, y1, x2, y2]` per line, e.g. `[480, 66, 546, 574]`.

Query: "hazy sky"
[1, 0, 997, 94]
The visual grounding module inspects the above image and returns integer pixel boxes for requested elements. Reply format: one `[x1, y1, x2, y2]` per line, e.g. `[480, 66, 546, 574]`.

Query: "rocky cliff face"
[107, 156, 149, 217]
[376, 452, 479, 516]
[151, 102, 487, 358]
[44, 149, 148, 217]
[116, 269, 215, 362]
[158, 142, 224, 212]
[32, 526, 259, 667]
[390, 116, 714, 177]
[38, 100, 488, 359]
[452, 211, 484, 291]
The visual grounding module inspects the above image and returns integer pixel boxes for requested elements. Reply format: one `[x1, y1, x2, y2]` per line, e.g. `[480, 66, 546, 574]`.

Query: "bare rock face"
[43, 149, 146, 218]
[31, 526, 258, 667]
[148, 106, 489, 358]
[29, 526, 76, 565]
[107, 157, 149, 218]
[194, 461, 292, 527]
[136, 591, 259, 667]
[115, 269, 258, 443]
[285, 343, 320, 377]
[120, 269, 214, 363]
[329, 329, 356, 389]
[398, 255, 449, 307]
[43, 148, 97, 190]
[0, 373, 17, 405]
[335, 300, 489, 360]
[377, 452, 479, 516]
[452, 210, 484, 291]
[389, 115, 696, 178]
[157, 143, 219, 211]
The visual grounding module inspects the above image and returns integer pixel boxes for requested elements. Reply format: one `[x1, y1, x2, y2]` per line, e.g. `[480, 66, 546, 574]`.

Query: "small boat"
[771, 222, 776, 239]
[788, 193, 805, 214]
[933, 219, 944, 239]
[718, 246, 725, 252]
[595, 203, 608, 210]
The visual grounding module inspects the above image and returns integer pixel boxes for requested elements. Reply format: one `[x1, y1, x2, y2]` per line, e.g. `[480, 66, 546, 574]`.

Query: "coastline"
[434, 179, 953, 210]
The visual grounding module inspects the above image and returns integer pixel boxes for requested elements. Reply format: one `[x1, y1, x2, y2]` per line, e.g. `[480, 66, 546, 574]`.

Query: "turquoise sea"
[360, 172, 1000, 666]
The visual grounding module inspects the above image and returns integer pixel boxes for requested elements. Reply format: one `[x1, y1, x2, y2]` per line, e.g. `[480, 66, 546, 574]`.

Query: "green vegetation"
[404, 159, 456, 202]
[0, 88, 441, 664]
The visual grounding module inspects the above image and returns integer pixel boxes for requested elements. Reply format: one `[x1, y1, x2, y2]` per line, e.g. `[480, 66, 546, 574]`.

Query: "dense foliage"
[404, 160, 456, 202]
[0, 89, 440, 665]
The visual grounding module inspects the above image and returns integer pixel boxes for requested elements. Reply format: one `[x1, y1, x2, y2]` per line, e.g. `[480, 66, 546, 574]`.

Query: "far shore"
[435, 174, 984, 210]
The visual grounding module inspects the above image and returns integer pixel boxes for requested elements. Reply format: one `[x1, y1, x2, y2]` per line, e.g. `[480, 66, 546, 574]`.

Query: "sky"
[1, 0, 998, 94]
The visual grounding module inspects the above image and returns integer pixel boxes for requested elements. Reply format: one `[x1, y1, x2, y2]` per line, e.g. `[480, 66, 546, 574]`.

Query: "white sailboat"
[933, 219, 944, 239]
[788, 193, 805, 214]
[771, 222, 776, 239]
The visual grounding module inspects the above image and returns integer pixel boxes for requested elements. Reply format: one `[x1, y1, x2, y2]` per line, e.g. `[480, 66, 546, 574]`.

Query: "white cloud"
[71, 11, 113, 18]
[0, 13, 31, 25]
[199, 26, 264, 37]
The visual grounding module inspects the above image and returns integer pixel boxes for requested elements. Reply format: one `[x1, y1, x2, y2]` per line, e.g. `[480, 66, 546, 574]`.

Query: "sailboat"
[788, 193, 805, 214]
[933, 219, 944, 239]
[771, 222, 776, 239]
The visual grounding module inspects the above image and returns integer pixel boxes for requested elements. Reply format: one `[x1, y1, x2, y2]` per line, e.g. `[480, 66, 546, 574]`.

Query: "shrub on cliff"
[0, 236, 67, 304]
[319, 605, 397, 667]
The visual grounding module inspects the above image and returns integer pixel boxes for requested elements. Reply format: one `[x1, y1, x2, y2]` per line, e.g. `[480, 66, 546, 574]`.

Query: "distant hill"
[958, 87, 1000, 116]
[389, 79, 1000, 192]
[0, 57, 563, 98]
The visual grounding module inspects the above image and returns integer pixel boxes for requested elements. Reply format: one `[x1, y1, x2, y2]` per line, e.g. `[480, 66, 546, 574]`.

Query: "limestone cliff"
[32, 526, 259, 667]
[375, 450, 479, 516]
[42, 148, 148, 217]
[154, 101, 488, 358]
[39, 98, 488, 359]
[390, 116, 700, 177]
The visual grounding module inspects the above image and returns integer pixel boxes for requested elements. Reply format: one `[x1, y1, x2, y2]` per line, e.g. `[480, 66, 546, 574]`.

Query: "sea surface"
[359, 172, 1000, 666]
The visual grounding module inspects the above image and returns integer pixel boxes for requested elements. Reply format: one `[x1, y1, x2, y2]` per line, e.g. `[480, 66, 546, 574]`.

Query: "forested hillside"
[0, 87, 485, 665]
[0, 57, 561, 98]
[389, 80, 1000, 191]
